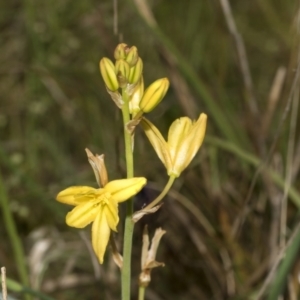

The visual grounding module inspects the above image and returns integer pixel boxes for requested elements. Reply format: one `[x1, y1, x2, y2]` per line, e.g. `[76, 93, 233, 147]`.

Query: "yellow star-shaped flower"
[56, 150, 146, 264]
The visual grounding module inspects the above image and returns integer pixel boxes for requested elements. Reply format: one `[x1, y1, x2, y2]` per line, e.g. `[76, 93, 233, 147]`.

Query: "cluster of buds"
[99, 43, 169, 118]
[100, 43, 207, 179]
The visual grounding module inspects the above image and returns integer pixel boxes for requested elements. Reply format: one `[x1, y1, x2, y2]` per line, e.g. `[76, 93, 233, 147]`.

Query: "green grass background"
[1, 0, 300, 299]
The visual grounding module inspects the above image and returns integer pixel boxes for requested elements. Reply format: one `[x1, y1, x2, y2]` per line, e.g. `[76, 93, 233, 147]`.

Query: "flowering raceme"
[56, 150, 146, 263]
[141, 114, 207, 178]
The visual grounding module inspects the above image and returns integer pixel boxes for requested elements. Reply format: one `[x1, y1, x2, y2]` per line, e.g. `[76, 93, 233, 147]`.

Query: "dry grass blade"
[261, 67, 287, 140]
[280, 83, 299, 248]
[1, 267, 7, 300]
[219, 0, 258, 118]
[232, 55, 300, 239]
[254, 222, 300, 299]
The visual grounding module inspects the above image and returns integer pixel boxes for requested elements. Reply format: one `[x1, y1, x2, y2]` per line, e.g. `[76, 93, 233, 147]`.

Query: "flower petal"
[167, 117, 192, 161]
[92, 209, 110, 264]
[56, 186, 97, 206]
[172, 113, 207, 176]
[105, 178, 147, 203]
[104, 199, 119, 231]
[141, 117, 172, 171]
[66, 199, 100, 228]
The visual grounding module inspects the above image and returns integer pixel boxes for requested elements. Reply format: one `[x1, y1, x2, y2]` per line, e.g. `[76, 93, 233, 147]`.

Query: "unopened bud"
[139, 78, 169, 113]
[129, 77, 144, 114]
[99, 58, 119, 91]
[114, 43, 128, 60]
[128, 57, 143, 84]
[115, 59, 130, 88]
[125, 46, 139, 67]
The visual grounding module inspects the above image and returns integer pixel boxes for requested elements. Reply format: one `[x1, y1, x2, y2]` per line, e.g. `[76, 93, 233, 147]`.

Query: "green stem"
[7, 278, 55, 300]
[0, 171, 31, 300]
[121, 90, 134, 179]
[138, 285, 146, 300]
[144, 176, 176, 210]
[121, 88, 135, 300]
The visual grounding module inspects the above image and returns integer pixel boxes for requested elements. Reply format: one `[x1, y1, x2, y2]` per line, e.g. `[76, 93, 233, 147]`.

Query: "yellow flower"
[56, 154, 146, 264]
[141, 114, 207, 177]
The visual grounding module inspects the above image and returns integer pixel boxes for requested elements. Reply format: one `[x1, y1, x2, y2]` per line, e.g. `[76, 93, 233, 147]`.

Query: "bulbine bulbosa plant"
[56, 43, 207, 300]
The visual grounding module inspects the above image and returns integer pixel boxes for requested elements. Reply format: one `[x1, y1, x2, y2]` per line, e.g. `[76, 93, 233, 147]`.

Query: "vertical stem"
[0, 171, 31, 300]
[138, 286, 145, 300]
[121, 89, 135, 300]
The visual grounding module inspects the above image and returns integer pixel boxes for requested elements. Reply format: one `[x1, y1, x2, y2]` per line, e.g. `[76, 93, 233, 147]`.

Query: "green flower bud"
[125, 46, 139, 67]
[114, 43, 128, 60]
[139, 78, 169, 113]
[115, 59, 130, 88]
[99, 58, 119, 91]
[128, 57, 143, 84]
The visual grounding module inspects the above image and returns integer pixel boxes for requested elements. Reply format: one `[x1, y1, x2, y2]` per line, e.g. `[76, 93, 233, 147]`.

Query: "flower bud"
[114, 43, 128, 60]
[99, 58, 119, 91]
[125, 46, 139, 67]
[139, 78, 169, 113]
[128, 57, 143, 84]
[115, 59, 130, 88]
[129, 77, 144, 114]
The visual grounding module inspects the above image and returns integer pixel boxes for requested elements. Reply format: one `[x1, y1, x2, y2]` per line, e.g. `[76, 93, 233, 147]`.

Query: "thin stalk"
[0, 171, 31, 300]
[138, 286, 146, 300]
[121, 88, 135, 300]
[144, 176, 176, 210]
[6, 277, 54, 300]
[130, 0, 247, 148]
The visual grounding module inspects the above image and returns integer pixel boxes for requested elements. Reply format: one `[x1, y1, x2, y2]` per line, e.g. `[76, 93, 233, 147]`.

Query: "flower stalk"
[138, 286, 146, 300]
[0, 171, 31, 300]
[121, 87, 135, 300]
[56, 42, 208, 300]
[144, 175, 176, 211]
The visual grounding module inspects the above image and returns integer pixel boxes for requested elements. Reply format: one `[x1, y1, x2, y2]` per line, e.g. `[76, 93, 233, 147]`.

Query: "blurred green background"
[1, 0, 300, 299]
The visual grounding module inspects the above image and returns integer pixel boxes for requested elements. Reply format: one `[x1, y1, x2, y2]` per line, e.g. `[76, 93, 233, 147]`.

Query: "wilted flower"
[139, 226, 166, 287]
